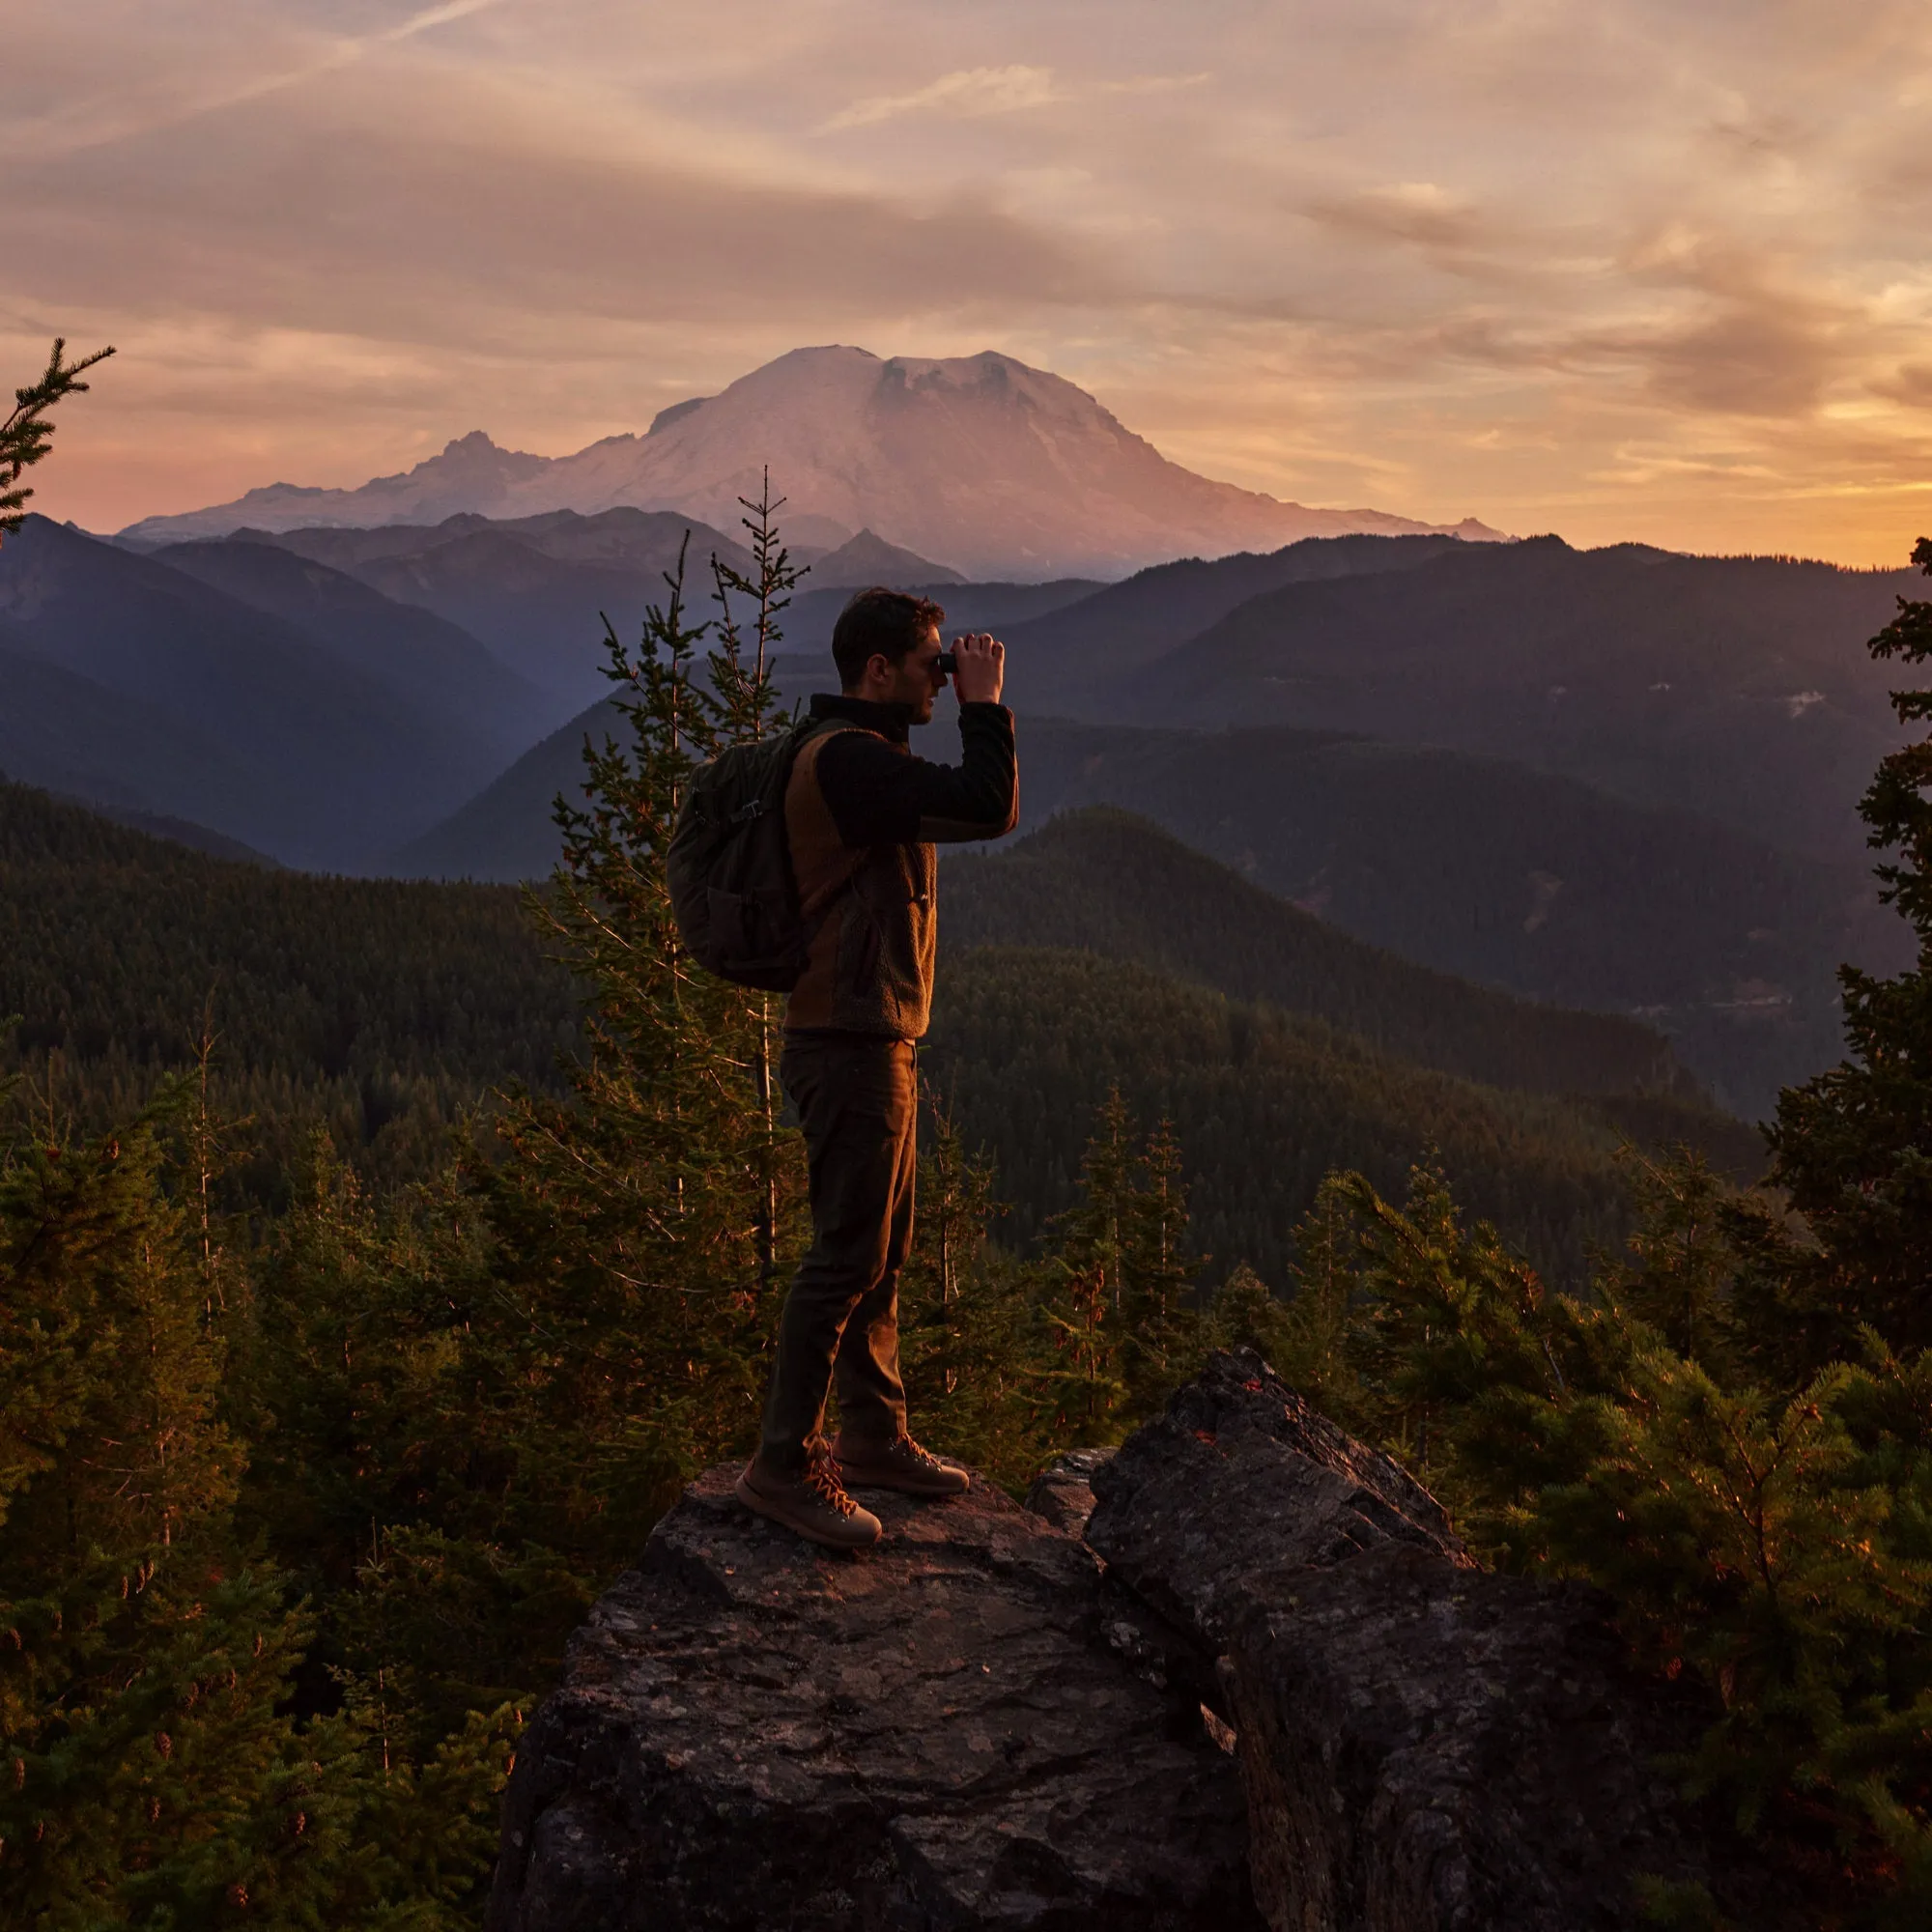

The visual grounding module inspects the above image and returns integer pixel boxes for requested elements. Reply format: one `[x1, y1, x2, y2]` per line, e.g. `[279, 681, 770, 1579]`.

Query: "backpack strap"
[784, 722, 876, 945]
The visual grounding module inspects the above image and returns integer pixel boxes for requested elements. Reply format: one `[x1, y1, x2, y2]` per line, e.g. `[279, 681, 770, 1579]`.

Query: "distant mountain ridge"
[1111, 535, 1912, 867]
[999, 531, 1467, 698]
[115, 347, 1505, 578]
[0, 516, 533, 869]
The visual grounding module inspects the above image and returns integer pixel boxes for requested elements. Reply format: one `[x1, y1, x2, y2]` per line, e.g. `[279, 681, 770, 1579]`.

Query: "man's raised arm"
[814, 689, 1017, 845]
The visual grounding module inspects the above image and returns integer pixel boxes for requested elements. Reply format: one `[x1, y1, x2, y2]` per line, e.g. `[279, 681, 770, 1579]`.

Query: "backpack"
[667, 722, 830, 991]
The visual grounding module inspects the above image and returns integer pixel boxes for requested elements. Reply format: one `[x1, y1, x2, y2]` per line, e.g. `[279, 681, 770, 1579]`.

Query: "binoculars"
[934, 650, 958, 675]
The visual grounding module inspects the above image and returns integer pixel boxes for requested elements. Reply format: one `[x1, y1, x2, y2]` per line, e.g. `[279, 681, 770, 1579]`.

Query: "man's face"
[875, 626, 945, 724]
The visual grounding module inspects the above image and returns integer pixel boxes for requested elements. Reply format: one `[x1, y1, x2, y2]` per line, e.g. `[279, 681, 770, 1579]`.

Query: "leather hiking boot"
[834, 1431, 971, 1497]
[734, 1450, 882, 1550]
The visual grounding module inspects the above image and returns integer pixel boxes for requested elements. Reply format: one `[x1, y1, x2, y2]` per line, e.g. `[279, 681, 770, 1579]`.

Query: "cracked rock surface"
[485, 1465, 1260, 1931]
[1090, 1350, 1803, 1932]
[1085, 1348, 1468, 1651]
[1223, 1547, 1790, 1932]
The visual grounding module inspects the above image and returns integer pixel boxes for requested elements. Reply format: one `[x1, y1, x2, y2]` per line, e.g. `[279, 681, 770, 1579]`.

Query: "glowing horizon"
[11, 0, 1932, 568]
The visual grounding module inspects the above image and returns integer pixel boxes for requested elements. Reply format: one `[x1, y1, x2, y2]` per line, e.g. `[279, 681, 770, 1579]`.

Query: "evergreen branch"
[1, 339, 115, 541]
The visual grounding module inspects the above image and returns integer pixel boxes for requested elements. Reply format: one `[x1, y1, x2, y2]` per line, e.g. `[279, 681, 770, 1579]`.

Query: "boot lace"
[804, 1446, 857, 1517]
[896, 1434, 945, 1471]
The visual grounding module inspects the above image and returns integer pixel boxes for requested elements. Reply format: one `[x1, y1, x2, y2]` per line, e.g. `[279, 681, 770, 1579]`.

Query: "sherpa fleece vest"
[782, 724, 938, 1039]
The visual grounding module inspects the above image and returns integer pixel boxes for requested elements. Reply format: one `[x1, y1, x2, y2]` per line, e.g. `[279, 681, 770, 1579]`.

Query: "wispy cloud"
[823, 65, 1062, 132]
[1096, 71, 1211, 97]
[1307, 183, 1490, 252]
[14, 0, 504, 158]
[819, 63, 1208, 134]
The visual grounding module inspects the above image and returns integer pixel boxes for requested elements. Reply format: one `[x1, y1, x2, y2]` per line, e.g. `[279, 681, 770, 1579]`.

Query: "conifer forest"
[9, 421, 1932, 1920]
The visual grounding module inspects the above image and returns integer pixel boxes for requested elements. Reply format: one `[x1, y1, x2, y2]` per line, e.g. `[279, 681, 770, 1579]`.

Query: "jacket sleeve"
[812, 703, 1019, 846]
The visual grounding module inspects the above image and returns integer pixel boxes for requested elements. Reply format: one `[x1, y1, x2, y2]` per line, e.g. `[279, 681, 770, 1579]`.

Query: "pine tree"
[1116, 1120, 1204, 1418]
[1031, 1092, 1210, 1438]
[1765, 534, 1932, 1369]
[1302, 1160, 1548, 1491]
[1286, 1143, 1932, 1916]
[1221, 1182, 1365, 1424]
[1036, 1093, 1137, 1436]
[705, 471, 809, 1299]
[244, 1135, 559, 1756]
[0, 1103, 510, 1927]
[474, 503, 810, 1544]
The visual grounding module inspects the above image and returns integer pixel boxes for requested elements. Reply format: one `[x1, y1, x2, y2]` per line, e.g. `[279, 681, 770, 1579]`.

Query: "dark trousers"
[757, 1033, 914, 1472]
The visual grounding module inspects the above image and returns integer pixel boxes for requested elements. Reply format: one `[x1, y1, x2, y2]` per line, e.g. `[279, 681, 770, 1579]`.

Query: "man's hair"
[832, 587, 946, 692]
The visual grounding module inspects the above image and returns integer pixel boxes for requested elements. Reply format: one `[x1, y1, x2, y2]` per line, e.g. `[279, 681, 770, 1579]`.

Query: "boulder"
[1021, 1446, 1115, 1539]
[486, 1465, 1262, 1931]
[1087, 1350, 1802, 1932]
[1225, 1547, 1774, 1929]
[1085, 1348, 1467, 1650]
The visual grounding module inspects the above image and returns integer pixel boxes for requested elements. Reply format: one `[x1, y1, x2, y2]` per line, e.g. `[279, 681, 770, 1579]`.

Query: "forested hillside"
[944, 808, 1688, 1097]
[387, 696, 625, 880]
[8, 514, 1909, 1123]
[0, 777, 1716, 1274]
[0, 780, 577, 1196]
[0, 641, 268, 840]
[926, 948, 1672, 1286]
[0, 516, 527, 867]
[398, 696, 1887, 1115]
[1014, 718, 1898, 1116]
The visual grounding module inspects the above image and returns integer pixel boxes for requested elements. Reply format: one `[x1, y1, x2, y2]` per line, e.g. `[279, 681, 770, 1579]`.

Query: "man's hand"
[950, 632, 1005, 706]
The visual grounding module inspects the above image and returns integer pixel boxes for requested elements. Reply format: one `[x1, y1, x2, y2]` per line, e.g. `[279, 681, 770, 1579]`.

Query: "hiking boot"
[834, 1431, 971, 1497]
[734, 1449, 882, 1549]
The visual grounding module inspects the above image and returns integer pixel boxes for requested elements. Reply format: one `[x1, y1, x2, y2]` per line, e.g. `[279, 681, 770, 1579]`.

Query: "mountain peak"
[117, 347, 1504, 575]
[807, 526, 966, 587]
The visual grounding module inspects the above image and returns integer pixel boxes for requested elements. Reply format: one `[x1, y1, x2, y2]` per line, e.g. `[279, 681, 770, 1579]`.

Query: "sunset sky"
[10, 0, 1932, 563]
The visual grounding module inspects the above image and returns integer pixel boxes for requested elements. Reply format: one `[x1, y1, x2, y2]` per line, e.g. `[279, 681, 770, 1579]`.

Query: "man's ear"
[864, 653, 891, 687]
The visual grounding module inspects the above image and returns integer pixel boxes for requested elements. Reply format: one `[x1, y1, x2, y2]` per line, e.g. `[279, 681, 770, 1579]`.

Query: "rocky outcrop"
[486, 1465, 1261, 1931]
[490, 1353, 1802, 1931]
[1088, 1350, 1800, 1932]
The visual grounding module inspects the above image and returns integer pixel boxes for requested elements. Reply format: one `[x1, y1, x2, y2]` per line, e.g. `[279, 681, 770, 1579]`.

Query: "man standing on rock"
[736, 587, 1018, 1549]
